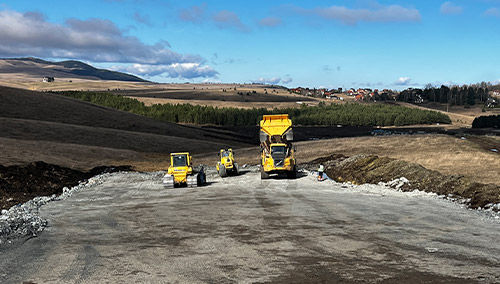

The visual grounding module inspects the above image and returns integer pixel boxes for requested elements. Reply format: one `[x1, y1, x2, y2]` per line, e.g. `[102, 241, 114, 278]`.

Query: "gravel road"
[1, 168, 499, 283]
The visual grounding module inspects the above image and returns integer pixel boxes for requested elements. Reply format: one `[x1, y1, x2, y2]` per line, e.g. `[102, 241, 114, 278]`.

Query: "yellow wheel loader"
[216, 148, 239, 177]
[163, 152, 206, 188]
[260, 114, 297, 179]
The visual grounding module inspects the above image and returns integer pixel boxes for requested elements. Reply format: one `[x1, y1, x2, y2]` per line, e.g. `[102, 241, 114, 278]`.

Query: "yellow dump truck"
[260, 114, 297, 179]
[163, 152, 206, 188]
[216, 148, 239, 177]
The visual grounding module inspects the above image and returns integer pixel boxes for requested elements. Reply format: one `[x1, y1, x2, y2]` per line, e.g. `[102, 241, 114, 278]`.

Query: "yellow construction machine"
[260, 114, 297, 179]
[163, 152, 206, 188]
[216, 148, 239, 177]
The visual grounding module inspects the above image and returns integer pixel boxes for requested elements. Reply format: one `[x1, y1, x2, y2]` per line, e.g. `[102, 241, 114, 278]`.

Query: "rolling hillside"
[0, 86, 253, 170]
[0, 57, 146, 82]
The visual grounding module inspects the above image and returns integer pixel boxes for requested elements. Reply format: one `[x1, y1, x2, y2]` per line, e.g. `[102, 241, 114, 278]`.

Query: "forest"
[56, 91, 451, 127]
[472, 115, 500, 128]
[397, 84, 490, 106]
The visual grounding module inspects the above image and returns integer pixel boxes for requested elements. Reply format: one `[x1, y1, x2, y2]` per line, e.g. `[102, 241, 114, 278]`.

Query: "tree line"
[56, 91, 451, 127]
[398, 84, 490, 106]
[472, 115, 500, 128]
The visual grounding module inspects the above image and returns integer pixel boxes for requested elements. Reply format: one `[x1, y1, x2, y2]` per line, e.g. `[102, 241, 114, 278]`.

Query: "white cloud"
[295, 3, 421, 25]
[282, 77, 293, 84]
[484, 7, 500, 17]
[114, 63, 219, 79]
[253, 77, 282, 85]
[440, 2, 463, 15]
[0, 10, 218, 79]
[395, 77, 412, 85]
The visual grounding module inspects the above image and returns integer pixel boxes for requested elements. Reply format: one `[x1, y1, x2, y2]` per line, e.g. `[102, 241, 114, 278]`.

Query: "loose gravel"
[2, 163, 499, 247]
[0, 173, 111, 245]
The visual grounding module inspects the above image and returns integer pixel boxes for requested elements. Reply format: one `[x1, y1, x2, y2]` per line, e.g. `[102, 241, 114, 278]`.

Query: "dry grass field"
[397, 102, 500, 128]
[0, 78, 153, 92]
[295, 135, 500, 185]
[129, 97, 315, 109]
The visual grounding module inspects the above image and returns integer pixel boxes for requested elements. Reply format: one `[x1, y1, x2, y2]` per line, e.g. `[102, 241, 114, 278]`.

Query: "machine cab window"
[173, 154, 188, 167]
[271, 146, 285, 155]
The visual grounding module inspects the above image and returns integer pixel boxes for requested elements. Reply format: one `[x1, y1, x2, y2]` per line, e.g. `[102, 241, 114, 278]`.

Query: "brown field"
[297, 135, 500, 185]
[128, 97, 318, 109]
[112, 85, 321, 109]
[0, 86, 253, 171]
[396, 101, 500, 128]
[0, 77, 151, 92]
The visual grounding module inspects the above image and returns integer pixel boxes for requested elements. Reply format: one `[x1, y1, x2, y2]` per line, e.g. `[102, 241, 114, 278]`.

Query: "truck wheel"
[260, 166, 269, 179]
[197, 172, 206, 186]
[219, 165, 227, 177]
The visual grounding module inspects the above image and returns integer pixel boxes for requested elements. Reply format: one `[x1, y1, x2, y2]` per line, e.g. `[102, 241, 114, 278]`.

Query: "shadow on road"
[263, 171, 308, 180]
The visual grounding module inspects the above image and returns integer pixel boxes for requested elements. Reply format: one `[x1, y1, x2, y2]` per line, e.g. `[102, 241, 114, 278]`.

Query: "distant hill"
[0, 57, 147, 82]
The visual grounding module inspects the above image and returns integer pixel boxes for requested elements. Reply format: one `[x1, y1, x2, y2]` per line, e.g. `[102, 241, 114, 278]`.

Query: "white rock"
[426, 247, 439, 253]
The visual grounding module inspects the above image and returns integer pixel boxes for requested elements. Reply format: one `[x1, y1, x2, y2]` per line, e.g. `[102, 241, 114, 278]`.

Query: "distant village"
[289, 87, 398, 102]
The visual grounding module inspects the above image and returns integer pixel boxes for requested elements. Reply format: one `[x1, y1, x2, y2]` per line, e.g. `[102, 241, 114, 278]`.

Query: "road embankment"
[307, 154, 500, 211]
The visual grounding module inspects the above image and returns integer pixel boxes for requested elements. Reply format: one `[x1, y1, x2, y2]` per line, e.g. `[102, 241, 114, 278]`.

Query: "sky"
[0, 0, 499, 89]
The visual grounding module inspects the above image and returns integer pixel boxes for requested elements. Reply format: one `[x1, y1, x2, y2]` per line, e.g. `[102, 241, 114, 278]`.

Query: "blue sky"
[0, 0, 499, 89]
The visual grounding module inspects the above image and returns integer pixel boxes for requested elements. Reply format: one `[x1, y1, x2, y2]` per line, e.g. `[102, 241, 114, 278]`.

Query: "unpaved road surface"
[1, 169, 499, 283]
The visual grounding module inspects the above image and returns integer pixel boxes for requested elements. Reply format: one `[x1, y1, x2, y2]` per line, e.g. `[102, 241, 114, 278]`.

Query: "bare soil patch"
[0, 162, 131, 210]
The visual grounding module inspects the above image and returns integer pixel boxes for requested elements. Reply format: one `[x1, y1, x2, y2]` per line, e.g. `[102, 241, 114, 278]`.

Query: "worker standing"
[318, 164, 324, 181]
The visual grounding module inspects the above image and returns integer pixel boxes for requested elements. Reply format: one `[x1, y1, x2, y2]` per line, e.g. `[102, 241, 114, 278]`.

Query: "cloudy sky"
[1, 0, 499, 89]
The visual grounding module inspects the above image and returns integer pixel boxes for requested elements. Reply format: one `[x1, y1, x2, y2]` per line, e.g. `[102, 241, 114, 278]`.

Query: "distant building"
[485, 98, 497, 108]
[43, 76, 55, 82]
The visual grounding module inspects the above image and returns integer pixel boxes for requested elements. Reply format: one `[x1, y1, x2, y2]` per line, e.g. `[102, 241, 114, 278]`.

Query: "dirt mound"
[0, 162, 131, 210]
[307, 154, 500, 210]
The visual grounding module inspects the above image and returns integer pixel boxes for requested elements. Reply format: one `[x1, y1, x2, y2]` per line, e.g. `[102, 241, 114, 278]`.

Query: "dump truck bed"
[260, 114, 292, 137]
